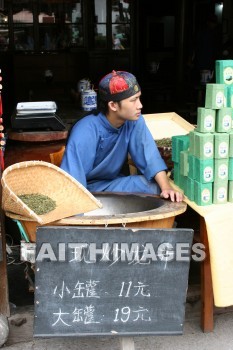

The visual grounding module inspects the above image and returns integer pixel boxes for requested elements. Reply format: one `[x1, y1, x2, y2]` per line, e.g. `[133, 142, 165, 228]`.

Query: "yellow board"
[143, 112, 195, 140]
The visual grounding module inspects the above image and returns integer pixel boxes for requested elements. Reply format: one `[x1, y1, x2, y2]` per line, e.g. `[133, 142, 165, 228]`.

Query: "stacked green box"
[171, 137, 179, 163]
[172, 135, 189, 163]
[172, 61, 233, 205]
[173, 165, 187, 192]
[180, 150, 189, 176]
[194, 131, 214, 159]
[229, 158, 233, 181]
[188, 154, 196, 179]
[179, 174, 187, 193]
[173, 162, 180, 187]
[214, 133, 229, 159]
[195, 158, 214, 183]
[172, 135, 189, 193]
[196, 107, 215, 133]
[215, 60, 233, 85]
[214, 159, 229, 181]
[205, 84, 226, 109]
[194, 181, 212, 206]
[228, 181, 233, 202]
[171, 128, 214, 205]
[229, 133, 233, 157]
[216, 108, 232, 133]
[186, 177, 195, 201]
[213, 181, 228, 204]
[199, 60, 233, 203]
[172, 130, 214, 205]
[188, 130, 195, 154]
[227, 86, 233, 108]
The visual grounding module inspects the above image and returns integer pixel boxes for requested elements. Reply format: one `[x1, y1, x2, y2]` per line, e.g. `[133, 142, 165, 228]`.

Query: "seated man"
[61, 70, 183, 202]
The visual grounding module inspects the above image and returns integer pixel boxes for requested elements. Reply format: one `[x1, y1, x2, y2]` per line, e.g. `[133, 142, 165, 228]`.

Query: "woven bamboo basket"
[1, 161, 102, 225]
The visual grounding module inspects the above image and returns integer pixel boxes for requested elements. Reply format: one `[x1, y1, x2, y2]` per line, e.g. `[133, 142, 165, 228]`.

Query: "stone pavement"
[3, 284, 233, 350]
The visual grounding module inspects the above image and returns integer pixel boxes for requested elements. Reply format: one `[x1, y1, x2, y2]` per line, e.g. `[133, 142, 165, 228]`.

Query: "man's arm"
[60, 118, 97, 187]
[154, 171, 183, 202]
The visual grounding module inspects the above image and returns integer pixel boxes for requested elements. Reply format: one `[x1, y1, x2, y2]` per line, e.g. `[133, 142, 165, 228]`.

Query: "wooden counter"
[4, 130, 68, 168]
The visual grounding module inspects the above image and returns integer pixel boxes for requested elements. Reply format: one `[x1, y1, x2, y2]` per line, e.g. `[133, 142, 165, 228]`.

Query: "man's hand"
[160, 188, 184, 202]
[154, 171, 184, 202]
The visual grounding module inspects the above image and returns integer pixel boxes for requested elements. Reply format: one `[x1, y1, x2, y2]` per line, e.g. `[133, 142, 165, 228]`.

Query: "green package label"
[203, 166, 213, 182]
[204, 142, 213, 157]
[217, 187, 227, 202]
[224, 67, 233, 85]
[218, 142, 228, 157]
[202, 188, 211, 203]
[222, 115, 232, 129]
[218, 164, 228, 179]
[216, 91, 225, 108]
[204, 115, 214, 131]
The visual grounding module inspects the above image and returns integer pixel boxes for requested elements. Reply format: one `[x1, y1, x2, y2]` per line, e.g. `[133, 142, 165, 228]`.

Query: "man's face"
[113, 92, 143, 122]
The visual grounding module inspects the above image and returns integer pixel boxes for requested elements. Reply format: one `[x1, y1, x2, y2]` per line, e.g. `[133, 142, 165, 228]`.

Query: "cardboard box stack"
[172, 60, 233, 205]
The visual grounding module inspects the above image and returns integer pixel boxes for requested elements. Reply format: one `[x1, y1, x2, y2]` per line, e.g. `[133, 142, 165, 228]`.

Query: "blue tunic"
[60, 113, 167, 194]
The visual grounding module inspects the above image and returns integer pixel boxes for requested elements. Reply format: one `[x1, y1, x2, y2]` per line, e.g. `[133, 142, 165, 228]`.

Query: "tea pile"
[156, 138, 173, 170]
[19, 193, 56, 215]
[156, 138, 172, 148]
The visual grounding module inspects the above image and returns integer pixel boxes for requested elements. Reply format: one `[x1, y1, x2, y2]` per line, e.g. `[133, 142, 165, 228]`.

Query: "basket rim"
[2, 185, 42, 223]
[1, 160, 102, 207]
[1, 160, 103, 224]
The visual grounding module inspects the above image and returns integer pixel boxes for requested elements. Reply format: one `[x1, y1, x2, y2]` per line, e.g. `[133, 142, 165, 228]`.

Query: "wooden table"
[170, 180, 233, 333]
[4, 130, 68, 168]
[199, 215, 214, 332]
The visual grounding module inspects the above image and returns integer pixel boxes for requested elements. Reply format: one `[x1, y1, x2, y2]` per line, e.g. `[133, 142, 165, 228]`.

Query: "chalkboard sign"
[34, 227, 193, 337]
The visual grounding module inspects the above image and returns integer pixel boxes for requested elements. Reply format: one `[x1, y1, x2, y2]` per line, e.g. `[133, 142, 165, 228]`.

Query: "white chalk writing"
[53, 280, 100, 299]
[51, 280, 151, 327]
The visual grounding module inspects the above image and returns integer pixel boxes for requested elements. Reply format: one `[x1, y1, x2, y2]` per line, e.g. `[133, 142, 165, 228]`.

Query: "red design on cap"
[109, 70, 129, 95]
